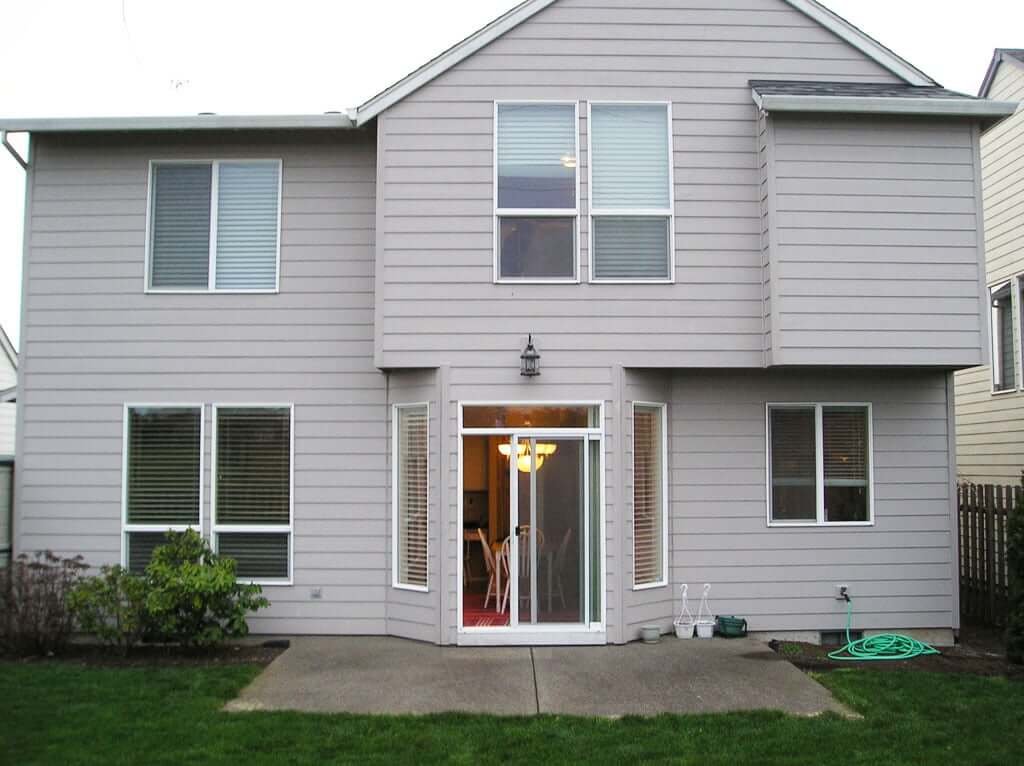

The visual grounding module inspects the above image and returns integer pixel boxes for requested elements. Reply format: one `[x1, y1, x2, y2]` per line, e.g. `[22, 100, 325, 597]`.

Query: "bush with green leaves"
[0, 550, 88, 656]
[1008, 478, 1024, 664]
[69, 565, 149, 656]
[144, 529, 269, 648]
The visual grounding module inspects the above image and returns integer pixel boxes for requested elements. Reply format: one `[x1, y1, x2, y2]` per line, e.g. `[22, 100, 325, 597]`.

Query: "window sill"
[632, 580, 668, 591]
[145, 288, 279, 295]
[767, 521, 874, 528]
[392, 582, 429, 593]
[240, 578, 292, 587]
[991, 387, 1017, 396]
[494, 278, 580, 285]
[589, 278, 675, 285]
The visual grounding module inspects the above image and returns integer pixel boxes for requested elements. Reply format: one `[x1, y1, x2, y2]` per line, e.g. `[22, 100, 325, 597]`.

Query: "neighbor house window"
[589, 103, 673, 281]
[148, 160, 281, 292]
[495, 102, 578, 281]
[992, 282, 1016, 392]
[122, 406, 203, 573]
[768, 404, 872, 525]
[213, 406, 293, 582]
[633, 403, 667, 588]
[393, 404, 428, 590]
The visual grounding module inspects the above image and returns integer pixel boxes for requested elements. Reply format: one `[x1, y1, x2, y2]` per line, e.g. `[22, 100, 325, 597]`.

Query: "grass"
[1, 663, 1022, 765]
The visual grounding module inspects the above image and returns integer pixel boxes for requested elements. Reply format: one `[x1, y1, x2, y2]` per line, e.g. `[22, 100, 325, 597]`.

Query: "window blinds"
[633, 405, 664, 586]
[396, 405, 428, 589]
[149, 164, 212, 288]
[215, 408, 291, 525]
[590, 104, 670, 209]
[217, 532, 289, 580]
[992, 284, 1015, 391]
[126, 408, 202, 526]
[215, 162, 280, 290]
[496, 103, 576, 210]
[769, 407, 817, 521]
[592, 217, 670, 280]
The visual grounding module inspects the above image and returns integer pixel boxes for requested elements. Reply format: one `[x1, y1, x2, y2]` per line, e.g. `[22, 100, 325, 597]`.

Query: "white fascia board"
[355, 0, 559, 125]
[782, 0, 934, 86]
[0, 114, 355, 133]
[755, 93, 1019, 121]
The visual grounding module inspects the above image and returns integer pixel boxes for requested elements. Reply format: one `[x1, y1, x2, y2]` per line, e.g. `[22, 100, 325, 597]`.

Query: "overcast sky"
[1, 0, 1021, 349]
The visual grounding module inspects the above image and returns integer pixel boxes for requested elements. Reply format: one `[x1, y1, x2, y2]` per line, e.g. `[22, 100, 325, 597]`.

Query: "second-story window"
[148, 160, 282, 292]
[991, 282, 1016, 392]
[495, 103, 578, 281]
[589, 103, 673, 282]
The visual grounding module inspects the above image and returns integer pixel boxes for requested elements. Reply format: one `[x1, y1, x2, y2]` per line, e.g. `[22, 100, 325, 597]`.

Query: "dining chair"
[552, 527, 573, 610]
[479, 528, 508, 611]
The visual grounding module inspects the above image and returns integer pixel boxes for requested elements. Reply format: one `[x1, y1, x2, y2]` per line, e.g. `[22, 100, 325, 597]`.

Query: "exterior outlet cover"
[310, 587, 323, 600]
[834, 584, 848, 600]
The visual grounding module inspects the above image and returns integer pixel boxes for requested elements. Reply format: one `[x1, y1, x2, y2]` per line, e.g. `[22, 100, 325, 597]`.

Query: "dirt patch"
[2, 642, 285, 668]
[771, 625, 1022, 679]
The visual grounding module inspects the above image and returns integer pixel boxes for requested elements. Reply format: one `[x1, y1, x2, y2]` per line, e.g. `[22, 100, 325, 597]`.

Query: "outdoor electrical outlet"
[834, 584, 849, 600]
[310, 588, 323, 600]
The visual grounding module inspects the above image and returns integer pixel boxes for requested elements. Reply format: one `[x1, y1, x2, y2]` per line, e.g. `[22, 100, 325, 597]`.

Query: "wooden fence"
[958, 482, 1018, 626]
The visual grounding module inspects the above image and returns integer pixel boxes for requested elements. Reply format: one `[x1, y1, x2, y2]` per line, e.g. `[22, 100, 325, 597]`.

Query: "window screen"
[149, 164, 212, 289]
[823, 407, 869, 523]
[768, 407, 817, 522]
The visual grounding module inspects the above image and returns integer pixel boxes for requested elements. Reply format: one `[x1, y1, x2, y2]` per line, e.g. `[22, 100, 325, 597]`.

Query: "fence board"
[958, 482, 1014, 626]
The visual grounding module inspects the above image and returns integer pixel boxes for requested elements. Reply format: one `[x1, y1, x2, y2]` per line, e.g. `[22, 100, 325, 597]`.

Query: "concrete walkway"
[226, 637, 851, 717]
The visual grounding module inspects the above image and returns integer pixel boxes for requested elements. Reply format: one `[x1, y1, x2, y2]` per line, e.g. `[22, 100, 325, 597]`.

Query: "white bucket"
[674, 621, 695, 639]
[695, 620, 715, 639]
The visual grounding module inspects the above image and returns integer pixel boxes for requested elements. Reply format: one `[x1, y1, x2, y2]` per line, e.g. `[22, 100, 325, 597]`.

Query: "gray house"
[955, 49, 1024, 485]
[0, 0, 1016, 646]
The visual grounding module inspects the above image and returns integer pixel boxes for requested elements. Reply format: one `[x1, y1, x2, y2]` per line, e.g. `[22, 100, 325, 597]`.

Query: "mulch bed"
[771, 624, 1022, 679]
[2, 641, 286, 668]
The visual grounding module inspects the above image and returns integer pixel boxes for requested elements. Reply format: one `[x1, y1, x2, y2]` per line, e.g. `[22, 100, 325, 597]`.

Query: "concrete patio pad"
[226, 636, 850, 717]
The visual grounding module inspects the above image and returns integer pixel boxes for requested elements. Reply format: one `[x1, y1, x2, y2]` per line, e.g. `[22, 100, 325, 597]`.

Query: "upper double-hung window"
[147, 160, 282, 292]
[589, 103, 673, 282]
[495, 102, 579, 281]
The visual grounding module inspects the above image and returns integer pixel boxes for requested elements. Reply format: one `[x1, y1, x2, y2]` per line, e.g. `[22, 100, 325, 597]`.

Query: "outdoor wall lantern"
[520, 335, 541, 377]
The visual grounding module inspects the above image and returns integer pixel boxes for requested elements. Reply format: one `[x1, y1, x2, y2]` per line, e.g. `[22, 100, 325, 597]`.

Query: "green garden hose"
[826, 596, 940, 661]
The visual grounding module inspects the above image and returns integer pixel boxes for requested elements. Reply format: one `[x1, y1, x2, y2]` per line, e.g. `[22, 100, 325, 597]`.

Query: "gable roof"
[353, 0, 936, 125]
[979, 49, 1024, 98]
[0, 326, 15, 372]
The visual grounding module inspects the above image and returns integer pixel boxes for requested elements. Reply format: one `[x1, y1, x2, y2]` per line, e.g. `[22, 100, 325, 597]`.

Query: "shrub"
[69, 565, 149, 656]
[0, 551, 88, 655]
[144, 529, 269, 648]
[1008, 478, 1024, 664]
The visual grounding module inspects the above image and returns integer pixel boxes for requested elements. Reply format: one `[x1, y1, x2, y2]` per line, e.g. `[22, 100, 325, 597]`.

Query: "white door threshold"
[457, 630, 606, 646]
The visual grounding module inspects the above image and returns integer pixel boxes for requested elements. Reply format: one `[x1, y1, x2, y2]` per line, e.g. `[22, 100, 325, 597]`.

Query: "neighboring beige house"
[955, 49, 1024, 485]
[0, 324, 15, 566]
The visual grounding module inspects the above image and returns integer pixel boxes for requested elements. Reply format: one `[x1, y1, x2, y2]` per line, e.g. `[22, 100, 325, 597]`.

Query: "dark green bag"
[716, 616, 747, 638]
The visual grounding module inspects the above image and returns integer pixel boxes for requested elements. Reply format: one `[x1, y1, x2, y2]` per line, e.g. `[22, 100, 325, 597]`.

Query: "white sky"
[1, 0, 1021, 350]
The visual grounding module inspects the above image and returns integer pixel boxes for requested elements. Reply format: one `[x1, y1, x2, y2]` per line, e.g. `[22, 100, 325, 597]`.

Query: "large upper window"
[632, 403, 667, 588]
[122, 406, 203, 573]
[148, 160, 281, 292]
[495, 102, 578, 281]
[394, 404, 429, 590]
[992, 282, 1016, 392]
[213, 406, 293, 582]
[768, 404, 872, 525]
[589, 103, 673, 282]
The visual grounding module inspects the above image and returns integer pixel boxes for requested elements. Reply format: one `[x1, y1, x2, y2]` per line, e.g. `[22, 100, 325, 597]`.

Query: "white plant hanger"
[674, 584, 695, 638]
[695, 583, 715, 638]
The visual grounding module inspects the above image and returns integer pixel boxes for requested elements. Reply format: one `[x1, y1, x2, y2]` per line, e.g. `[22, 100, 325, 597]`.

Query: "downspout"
[1, 131, 29, 170]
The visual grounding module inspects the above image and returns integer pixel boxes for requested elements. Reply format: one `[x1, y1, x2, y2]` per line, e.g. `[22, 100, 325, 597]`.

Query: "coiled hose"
[827, 596, 940, 661]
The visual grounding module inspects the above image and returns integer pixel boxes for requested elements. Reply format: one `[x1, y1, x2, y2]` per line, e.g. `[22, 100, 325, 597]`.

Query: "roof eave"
[754, 92, 1018, 126]
[0, 113, 357, 134]
[979, 49, 1024, 98]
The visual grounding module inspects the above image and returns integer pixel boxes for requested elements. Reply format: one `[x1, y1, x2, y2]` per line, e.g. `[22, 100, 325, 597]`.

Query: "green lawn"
[1, 663, 1022, 765]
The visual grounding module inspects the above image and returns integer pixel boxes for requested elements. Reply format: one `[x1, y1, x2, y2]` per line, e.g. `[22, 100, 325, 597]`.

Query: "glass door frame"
[457, 401, 605, 644]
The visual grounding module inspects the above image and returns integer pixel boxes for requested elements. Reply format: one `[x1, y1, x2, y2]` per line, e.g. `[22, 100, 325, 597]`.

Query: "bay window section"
[213, 406, 293, 583]
[589, 103, 673, 281]
[122, 406, 203, 573]
[495, 102, 578, 281]
[768, 404, 872, 526]
[991, 282, 1016, 392]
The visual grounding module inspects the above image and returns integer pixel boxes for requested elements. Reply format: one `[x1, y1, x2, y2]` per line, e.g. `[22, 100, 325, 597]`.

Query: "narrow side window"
[632, 403, 666, 588]
[992, 282, 1015, 392]
[394, 404, 428, 590]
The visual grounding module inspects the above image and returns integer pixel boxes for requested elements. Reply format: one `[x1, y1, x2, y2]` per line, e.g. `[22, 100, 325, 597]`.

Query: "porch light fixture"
[520, 335, 541, 377]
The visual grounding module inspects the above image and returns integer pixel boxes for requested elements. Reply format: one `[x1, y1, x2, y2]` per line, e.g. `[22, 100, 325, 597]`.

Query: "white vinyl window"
[147, 159, 282, 293]
[494, 102, 579, 282]
[212, 405, 293, 584]
[632, 403, 668, 588]
[393, 404, 429, 590]
[122, 405, 203, 573]
[991, 281, 1016, 393]
[767, 404, 873, 526]
[589, 103, 674, 282]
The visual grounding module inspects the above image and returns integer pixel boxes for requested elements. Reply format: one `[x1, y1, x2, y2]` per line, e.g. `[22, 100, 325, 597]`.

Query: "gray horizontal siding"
[376, 0, 902, 370]
[16, 131, 386, 636]
[767, 115, 987, 366]
[954, 60, 1024, 484]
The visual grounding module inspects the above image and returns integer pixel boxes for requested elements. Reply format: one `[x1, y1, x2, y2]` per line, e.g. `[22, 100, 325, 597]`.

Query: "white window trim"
[1018, 276, 1024, 392]
[587, 101, 676, 284]
[120, 403, 205, 570]
[392, 402, 430, 592]
[211, 403, 295, 586]
[765, 402, 874, 528]
[493, 100, 581, 284]
[144, 158, 283, 295]
[990, 279, 1016, 395]
[632, 401, 669, 590]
